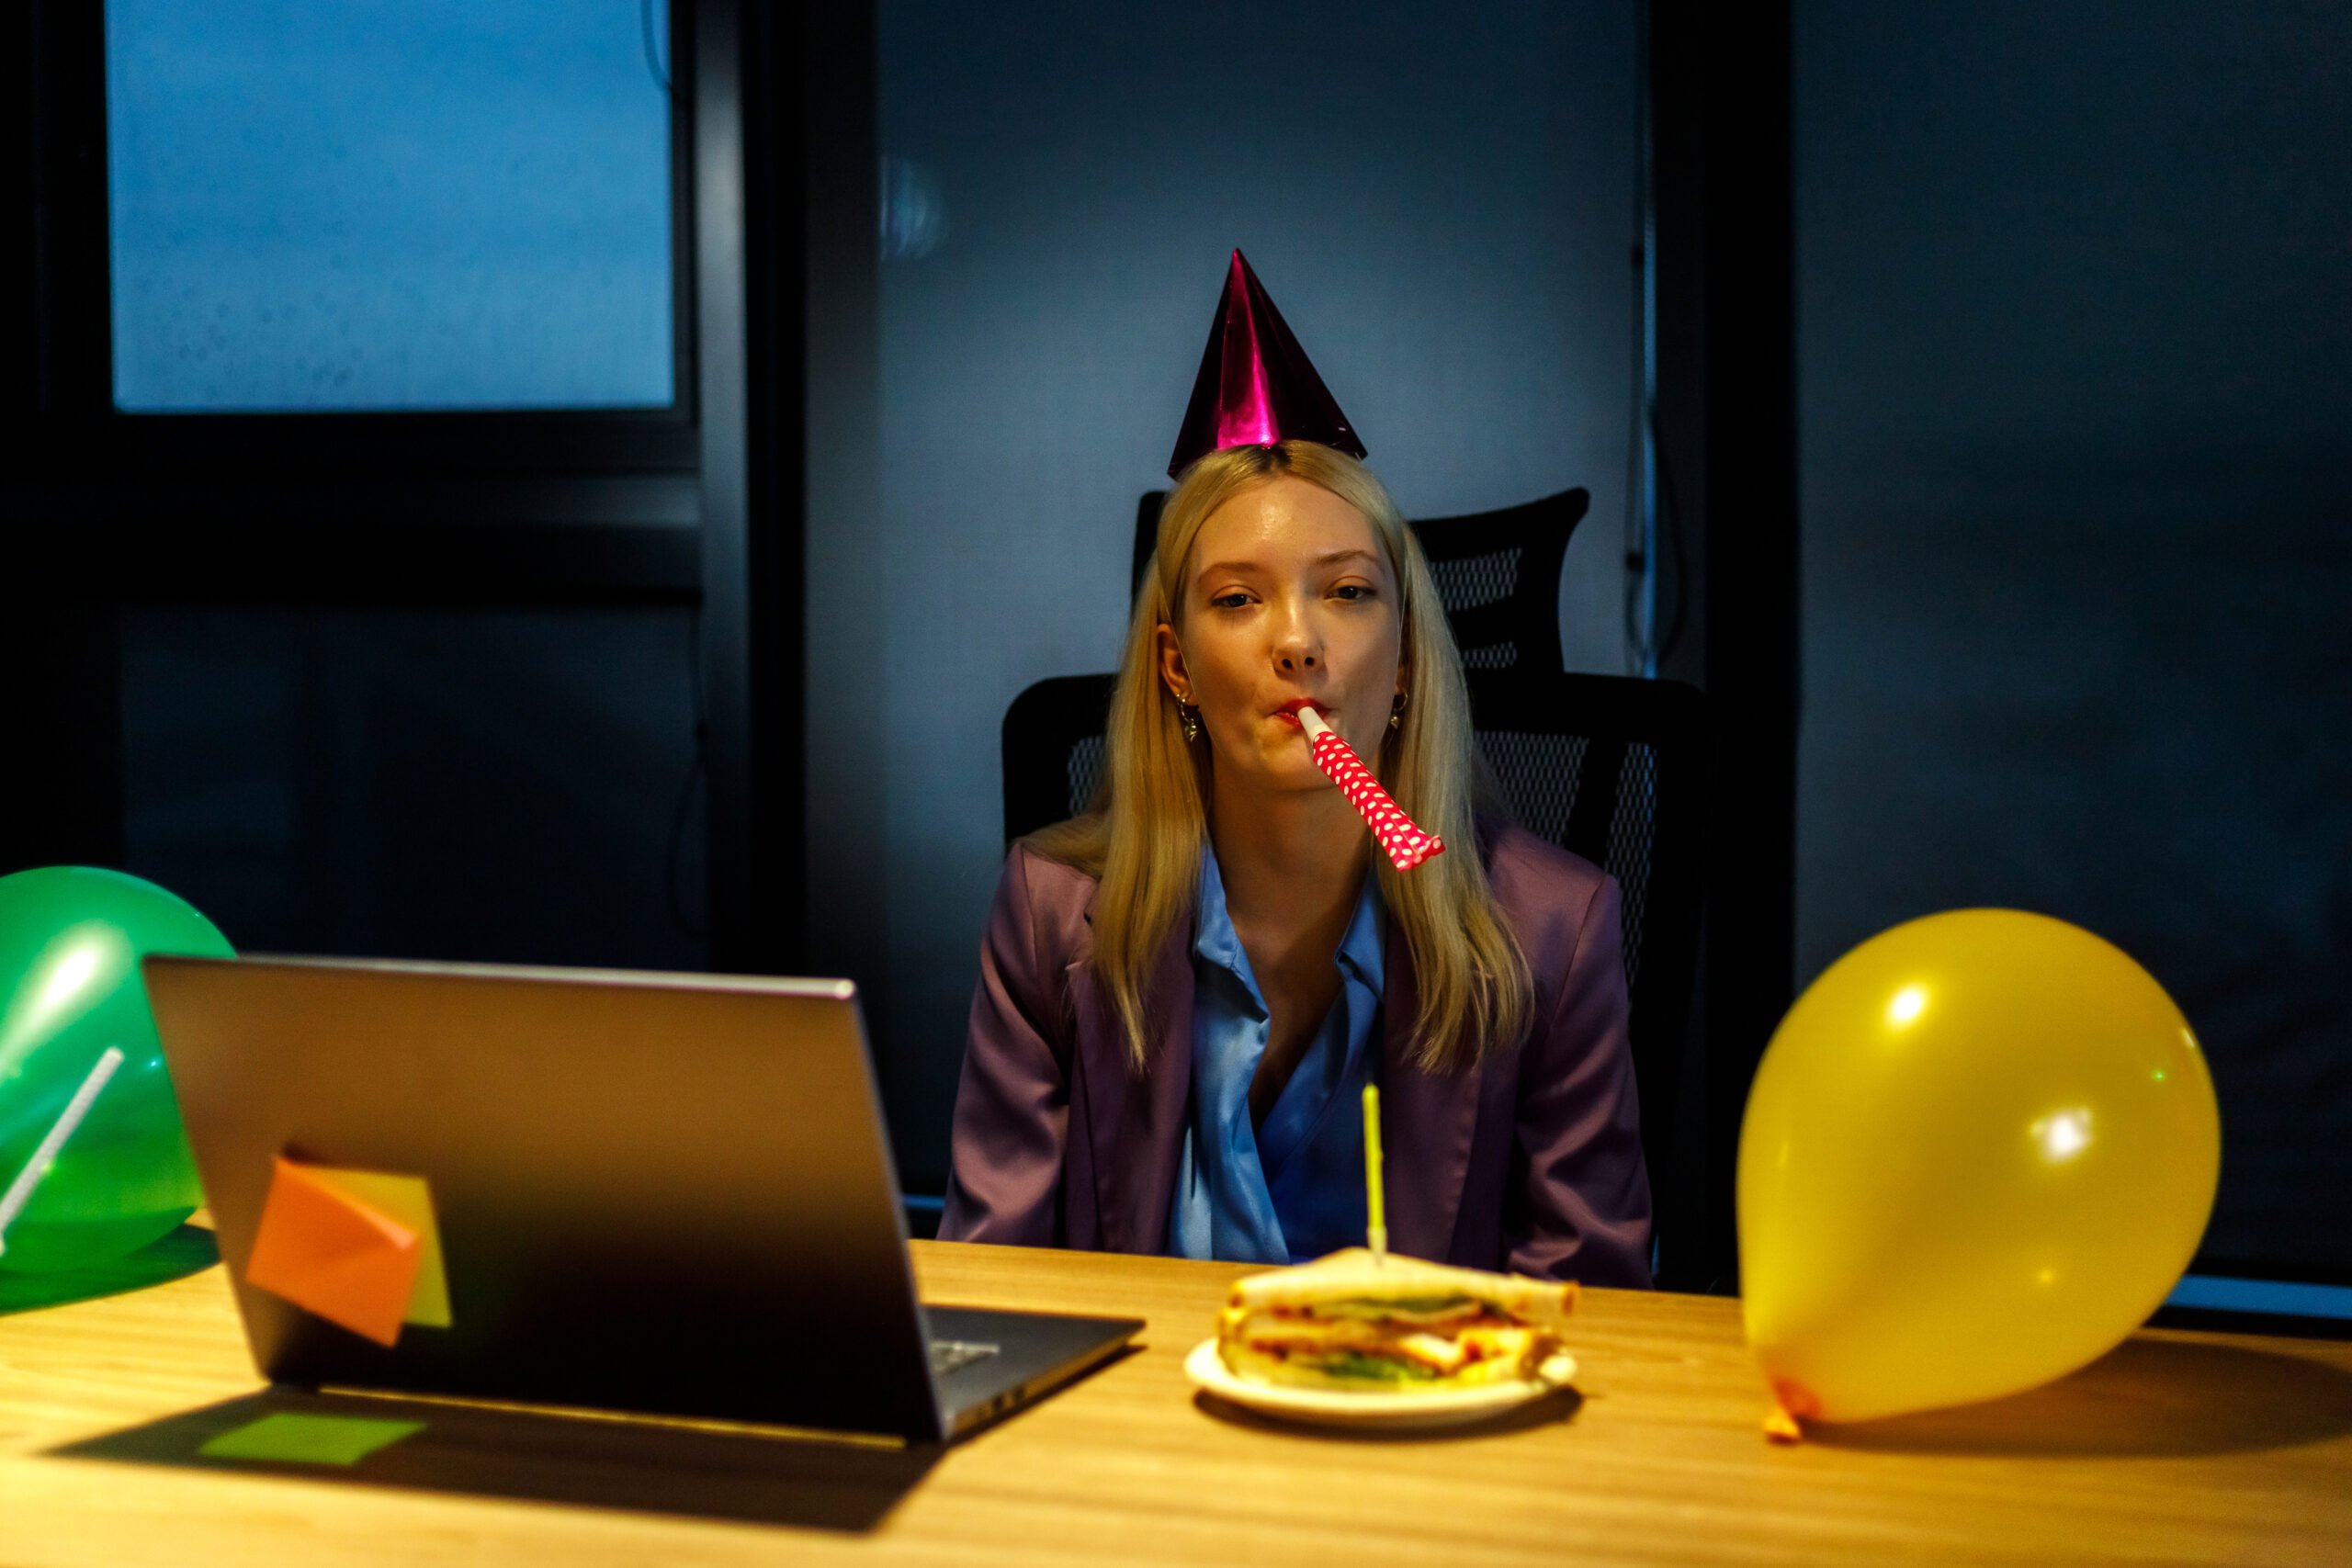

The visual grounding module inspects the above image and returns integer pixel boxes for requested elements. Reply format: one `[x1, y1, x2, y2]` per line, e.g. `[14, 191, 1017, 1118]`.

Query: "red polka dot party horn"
[1298, 706, 1445, 872]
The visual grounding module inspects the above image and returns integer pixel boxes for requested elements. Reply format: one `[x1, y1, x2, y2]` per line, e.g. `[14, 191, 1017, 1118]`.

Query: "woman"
[939, 439, 1653, 1285]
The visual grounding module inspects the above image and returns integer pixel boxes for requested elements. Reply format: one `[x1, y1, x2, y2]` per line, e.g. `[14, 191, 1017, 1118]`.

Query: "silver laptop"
[144, 954, 1138, 1443]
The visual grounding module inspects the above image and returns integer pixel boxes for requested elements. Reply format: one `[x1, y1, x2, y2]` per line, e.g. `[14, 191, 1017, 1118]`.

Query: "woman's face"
[1157, 474, 1406, 795]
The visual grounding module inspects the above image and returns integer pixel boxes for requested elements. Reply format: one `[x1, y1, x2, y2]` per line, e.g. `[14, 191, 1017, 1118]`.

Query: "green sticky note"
[198, 1413, 425, 1467]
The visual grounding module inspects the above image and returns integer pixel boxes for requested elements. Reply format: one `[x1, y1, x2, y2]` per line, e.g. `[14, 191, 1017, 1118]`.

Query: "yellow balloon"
[1739, 909, 2219, 1424]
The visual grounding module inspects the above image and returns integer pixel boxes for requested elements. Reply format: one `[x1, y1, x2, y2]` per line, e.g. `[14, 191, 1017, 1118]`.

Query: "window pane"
[120, 607, 707, 971]
[104, 0, 675, 412]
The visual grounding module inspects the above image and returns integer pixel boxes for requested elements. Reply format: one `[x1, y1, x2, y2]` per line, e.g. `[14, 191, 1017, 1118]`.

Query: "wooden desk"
[2, 1234, 2347, 1566]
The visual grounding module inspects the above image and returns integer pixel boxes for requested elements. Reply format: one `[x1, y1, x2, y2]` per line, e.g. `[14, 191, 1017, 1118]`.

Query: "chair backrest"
[1001, 673, 1118, 848]
[998, 668, 1715, 1264]
[1132, 488, 1590, 674]
[1461, 671, 1715, 1256]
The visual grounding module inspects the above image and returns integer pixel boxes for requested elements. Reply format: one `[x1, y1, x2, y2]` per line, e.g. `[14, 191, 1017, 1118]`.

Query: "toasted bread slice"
[1223, 1247, 1577, 1334]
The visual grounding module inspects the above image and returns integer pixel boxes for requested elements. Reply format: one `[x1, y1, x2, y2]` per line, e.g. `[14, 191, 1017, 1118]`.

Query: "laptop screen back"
[145, 955, 944, 1440]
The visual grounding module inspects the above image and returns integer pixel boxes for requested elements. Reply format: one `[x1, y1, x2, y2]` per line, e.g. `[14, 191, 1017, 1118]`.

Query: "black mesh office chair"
[998, 669, 1716, 1266]
[1461, 670, 1715, 1247]
[1132, 488, 1590, 674]
[1001, 673, 1119, 847]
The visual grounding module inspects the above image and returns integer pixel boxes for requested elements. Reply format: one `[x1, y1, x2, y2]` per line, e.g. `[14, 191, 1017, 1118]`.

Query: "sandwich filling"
[1216, 1292, 1564, 1391]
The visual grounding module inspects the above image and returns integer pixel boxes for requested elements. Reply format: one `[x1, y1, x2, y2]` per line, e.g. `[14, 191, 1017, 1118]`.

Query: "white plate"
[1182, 1338, 1577, 1431]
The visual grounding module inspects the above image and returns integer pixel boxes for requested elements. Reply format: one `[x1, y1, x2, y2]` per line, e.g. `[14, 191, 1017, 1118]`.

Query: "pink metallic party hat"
[1166, 250, 1367, 479]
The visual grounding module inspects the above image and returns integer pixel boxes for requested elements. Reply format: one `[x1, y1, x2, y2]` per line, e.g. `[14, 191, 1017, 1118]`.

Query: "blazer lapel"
[1378, 929, 1484, 1261]
[1069, 897, 1193, 1255]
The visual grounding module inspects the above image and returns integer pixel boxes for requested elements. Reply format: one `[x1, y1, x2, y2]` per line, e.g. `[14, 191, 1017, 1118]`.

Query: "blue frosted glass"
[105, 0, 674, 412]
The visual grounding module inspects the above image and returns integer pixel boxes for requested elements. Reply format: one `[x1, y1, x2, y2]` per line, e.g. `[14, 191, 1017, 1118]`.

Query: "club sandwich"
[1216, 1247, 1576, 1392]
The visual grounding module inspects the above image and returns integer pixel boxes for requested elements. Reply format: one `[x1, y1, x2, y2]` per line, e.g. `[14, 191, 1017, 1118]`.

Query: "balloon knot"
[1764, 1378, 1818, 1442]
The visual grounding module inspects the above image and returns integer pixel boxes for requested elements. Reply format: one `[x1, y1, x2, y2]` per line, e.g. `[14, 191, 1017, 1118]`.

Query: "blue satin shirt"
[1166, 844, 1385, 1264]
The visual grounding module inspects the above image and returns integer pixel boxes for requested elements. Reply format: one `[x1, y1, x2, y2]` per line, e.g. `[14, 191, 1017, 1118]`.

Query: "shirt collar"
[1193, 843, 1385, 995]
[1334, 867, 1385, 992]
[1192, 842, 1249, 977]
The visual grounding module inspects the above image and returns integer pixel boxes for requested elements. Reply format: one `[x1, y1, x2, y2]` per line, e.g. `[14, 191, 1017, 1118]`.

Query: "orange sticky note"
[311, 1168, 450, 1330]
[244, 1156, 423, 1348]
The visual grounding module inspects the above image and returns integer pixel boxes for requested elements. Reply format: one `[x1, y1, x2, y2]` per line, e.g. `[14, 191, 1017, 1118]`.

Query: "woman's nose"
[1272, 609, 1322, 671]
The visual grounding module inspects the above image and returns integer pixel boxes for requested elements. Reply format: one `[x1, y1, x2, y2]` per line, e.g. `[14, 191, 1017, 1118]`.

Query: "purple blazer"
[938, 825, 1654, 1286]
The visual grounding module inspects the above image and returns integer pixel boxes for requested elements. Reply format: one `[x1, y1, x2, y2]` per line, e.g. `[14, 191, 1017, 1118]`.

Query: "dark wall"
[1796, 1, 2352, 1274]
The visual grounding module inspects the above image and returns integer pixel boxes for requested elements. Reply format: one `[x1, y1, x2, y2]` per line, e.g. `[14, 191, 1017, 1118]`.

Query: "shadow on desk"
[49, 1387, 939, 1531]
[1809, 1337, 2352, 1458]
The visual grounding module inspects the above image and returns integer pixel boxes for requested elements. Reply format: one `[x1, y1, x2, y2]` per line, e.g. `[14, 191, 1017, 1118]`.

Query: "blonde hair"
[1026, 440, 1533, 1074]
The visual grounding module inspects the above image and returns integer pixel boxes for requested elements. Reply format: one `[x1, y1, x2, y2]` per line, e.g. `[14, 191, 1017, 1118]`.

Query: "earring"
[1180, 703, 1203, 743]
[1389, 691, 1409, 731]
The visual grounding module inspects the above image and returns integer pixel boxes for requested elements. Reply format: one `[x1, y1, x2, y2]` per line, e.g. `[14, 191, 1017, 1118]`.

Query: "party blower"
[1297, 706, 1443, 873]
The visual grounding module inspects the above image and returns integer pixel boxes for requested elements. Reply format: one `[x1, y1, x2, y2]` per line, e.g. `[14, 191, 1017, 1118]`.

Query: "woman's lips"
[1271, 699, 1325, 729]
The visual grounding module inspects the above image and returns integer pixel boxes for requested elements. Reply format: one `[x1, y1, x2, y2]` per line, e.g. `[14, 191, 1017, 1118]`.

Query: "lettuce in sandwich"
[1216, 1247, 1577, 1393]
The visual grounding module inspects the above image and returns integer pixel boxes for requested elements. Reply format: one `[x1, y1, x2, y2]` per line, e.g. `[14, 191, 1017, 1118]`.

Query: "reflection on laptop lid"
[145, 954, 1137, 1443]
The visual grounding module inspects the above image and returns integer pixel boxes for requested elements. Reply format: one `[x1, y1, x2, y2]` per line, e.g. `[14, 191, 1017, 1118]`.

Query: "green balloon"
[0, 867, 232, 1273]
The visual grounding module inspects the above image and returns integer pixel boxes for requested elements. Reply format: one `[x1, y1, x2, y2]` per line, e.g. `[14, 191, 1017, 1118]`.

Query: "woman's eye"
[1332, 583, 1376, 603]
[1210, 592, 1252, 610]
